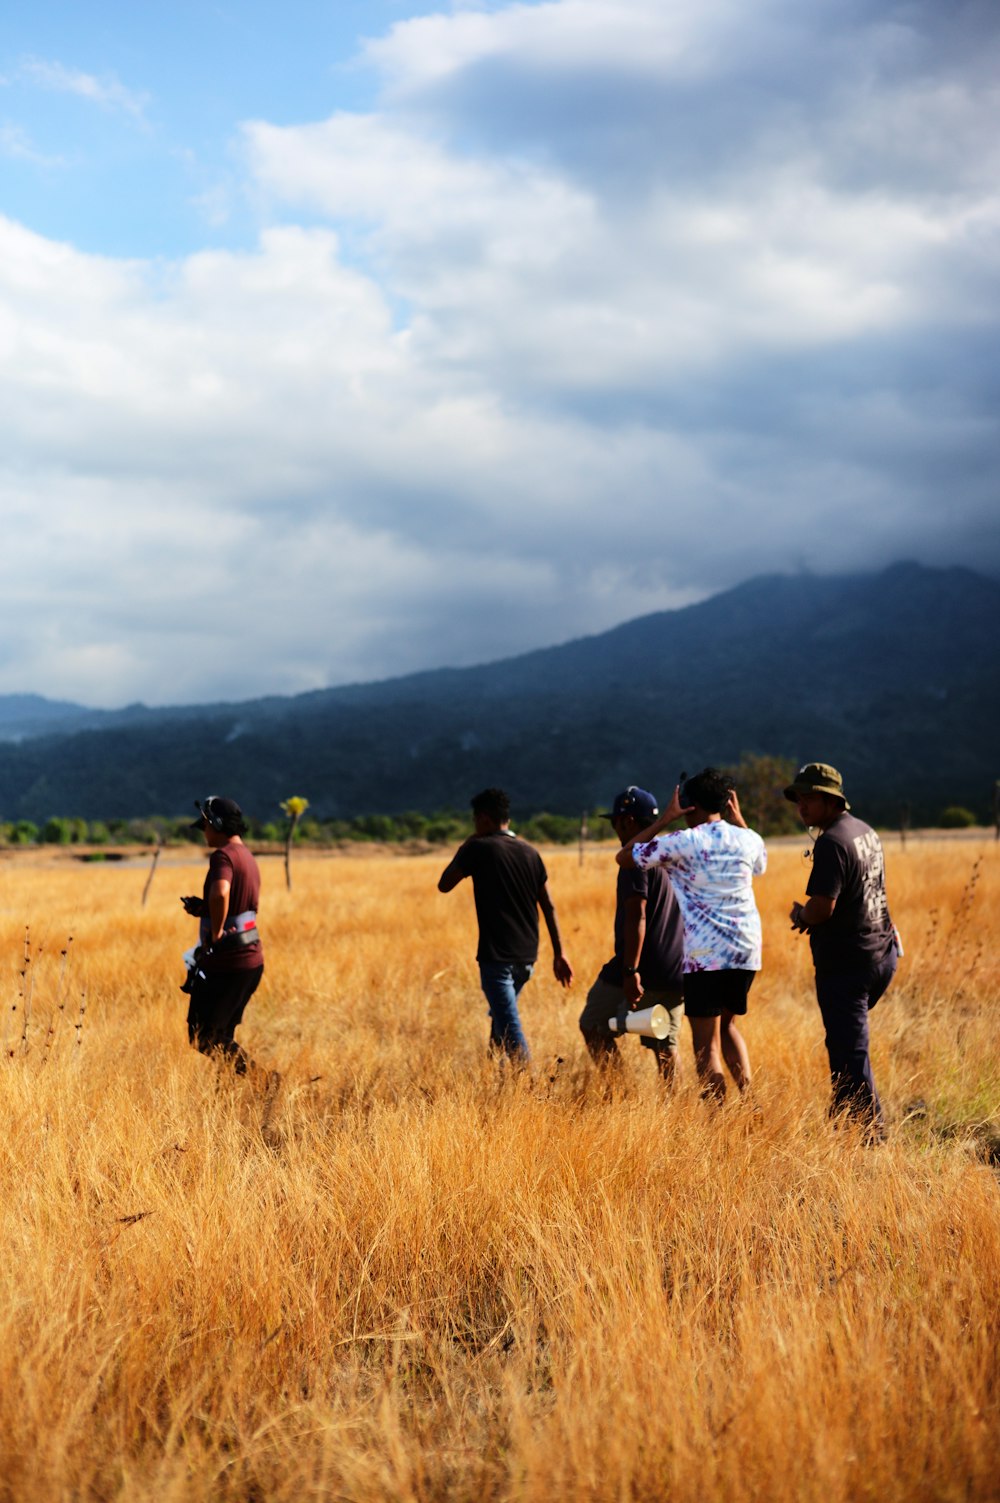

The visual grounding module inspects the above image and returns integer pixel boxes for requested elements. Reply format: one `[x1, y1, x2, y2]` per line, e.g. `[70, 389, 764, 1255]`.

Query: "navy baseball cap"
[601, 786, 659, 822]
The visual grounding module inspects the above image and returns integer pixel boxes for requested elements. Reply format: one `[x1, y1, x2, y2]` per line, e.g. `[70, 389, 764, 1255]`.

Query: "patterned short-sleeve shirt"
[632, 821, 767, 973]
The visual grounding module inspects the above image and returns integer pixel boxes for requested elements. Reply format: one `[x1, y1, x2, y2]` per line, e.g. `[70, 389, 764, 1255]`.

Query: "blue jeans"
[478, 961, 534, 1061]
[815, 948, 897, 1134]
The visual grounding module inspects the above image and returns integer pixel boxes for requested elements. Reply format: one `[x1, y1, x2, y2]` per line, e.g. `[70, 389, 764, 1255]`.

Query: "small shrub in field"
[939, 805, 977, 828]
[7, 821, 39, 845]
[519, 811, 579, 843]
[42, 817, 89, 845]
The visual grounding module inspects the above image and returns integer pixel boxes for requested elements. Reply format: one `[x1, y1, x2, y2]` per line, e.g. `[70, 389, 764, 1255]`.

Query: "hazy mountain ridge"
[1, 562, 996, 822]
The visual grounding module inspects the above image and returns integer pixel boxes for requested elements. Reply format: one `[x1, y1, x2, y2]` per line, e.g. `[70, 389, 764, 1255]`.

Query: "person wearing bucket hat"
[785, 763, 898, 1137]
[578, 787, 685, 1084]
[783, 762, 851, 809]
[179, 795, 267, 1079]
[616, 769, 766, 1102]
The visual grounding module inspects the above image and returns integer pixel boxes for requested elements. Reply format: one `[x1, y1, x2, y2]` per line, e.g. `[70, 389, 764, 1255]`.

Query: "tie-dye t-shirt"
[631, 821, 767, 973]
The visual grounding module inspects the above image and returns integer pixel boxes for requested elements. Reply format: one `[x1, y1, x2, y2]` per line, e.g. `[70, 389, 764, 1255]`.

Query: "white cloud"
[364, 0, 743, 92]
[0, 1, 997, 705]
[20, 56, 149, 121]
[248, 2, 1000, 389]
[0, 123, 63, 166]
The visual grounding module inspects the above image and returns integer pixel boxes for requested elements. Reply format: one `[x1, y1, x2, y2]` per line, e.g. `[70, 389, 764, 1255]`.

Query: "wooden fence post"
[141, 836, 163, 907]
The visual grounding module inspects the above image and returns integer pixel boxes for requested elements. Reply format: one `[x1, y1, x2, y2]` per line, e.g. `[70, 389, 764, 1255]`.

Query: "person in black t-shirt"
[785, 763, 898, 1135]
[579, 786, 685, 1085]
[437, 787, 573, 1061]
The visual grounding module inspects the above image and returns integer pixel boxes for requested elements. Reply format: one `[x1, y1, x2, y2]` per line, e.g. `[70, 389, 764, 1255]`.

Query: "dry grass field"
[0, 836, 997, 1502]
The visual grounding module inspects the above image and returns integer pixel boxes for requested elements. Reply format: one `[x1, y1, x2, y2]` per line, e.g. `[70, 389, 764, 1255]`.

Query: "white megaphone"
[608, 1004, 669, 1040]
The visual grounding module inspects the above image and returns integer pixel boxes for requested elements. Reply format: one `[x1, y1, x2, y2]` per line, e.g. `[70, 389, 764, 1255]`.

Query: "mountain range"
[0, 561, 996, 824]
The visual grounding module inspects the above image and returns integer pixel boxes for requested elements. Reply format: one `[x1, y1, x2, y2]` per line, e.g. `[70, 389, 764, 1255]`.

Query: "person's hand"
[661, 784, 696, 825]
[180, 895, 204, 916]
[624, 970, 644, 1008]
[789, 901, 808, 932]
[724, 788, 748, 828]
[553, 954, 574, 988]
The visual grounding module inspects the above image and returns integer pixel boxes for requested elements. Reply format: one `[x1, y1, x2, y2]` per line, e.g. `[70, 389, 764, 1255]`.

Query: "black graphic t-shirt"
[455, 831, 548, 964]
[807, 813, 895, 974]
[599, 864, 684, 992]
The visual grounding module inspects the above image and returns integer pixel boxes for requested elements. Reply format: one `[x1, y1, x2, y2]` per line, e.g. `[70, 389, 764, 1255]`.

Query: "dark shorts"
[187, 965, 264, 1070]
[683, 969, 755, 1018]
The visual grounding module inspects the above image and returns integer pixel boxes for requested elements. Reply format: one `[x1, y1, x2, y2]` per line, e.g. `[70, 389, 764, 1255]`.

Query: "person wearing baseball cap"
[785, 763, 898, 1138]
[616, 769, 766, 1102]
[578, 787, 685, 1084]
[179, 795, 268, 1079]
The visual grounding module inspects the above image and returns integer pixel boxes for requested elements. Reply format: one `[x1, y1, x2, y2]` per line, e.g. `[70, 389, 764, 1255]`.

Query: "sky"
[1, 0, 998, 708]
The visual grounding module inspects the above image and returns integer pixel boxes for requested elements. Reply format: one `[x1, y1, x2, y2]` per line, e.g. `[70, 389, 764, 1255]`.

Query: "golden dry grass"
[0, 838, 997, 1502]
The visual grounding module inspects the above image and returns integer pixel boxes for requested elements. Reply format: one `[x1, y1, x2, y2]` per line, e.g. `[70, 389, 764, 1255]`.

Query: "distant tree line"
[0, 757, 987, 847]
[0, 810, 586, 849]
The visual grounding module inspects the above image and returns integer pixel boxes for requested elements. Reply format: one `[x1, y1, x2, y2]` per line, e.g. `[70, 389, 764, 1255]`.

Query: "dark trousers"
[815, 949, 896, 1132]
[186, 965, 264, 1074]
[578, 976, 684, 1066]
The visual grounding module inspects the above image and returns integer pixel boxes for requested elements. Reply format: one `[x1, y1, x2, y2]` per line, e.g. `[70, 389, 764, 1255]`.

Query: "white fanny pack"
[221, 909, 260, 947]
[194, 908, 260, 957]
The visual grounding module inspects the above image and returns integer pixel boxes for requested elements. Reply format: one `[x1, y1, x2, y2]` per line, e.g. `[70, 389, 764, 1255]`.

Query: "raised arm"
[724, 788, 748, 828]
[437, 841, 472, 893]
[538, 881, 573, 987]
[616, 784, 692, 868]
[437, 859, 466, 893]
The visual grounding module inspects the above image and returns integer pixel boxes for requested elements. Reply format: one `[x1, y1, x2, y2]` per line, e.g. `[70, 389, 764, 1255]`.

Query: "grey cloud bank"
[1, 0, 998, 706]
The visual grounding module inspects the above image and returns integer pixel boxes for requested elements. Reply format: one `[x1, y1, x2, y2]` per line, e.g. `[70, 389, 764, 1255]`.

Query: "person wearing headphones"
[180, 795, 266, 1077]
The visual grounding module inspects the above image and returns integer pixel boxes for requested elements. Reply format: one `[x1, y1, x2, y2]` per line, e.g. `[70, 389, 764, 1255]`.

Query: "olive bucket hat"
[783, 763, 850, 809]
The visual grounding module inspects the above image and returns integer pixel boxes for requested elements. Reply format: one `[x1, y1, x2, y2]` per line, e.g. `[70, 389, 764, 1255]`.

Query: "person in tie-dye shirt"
[616, 768, 766, 1100]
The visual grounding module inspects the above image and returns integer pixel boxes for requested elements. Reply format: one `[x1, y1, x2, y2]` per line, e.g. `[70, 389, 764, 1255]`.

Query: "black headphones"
[194, 796, 226, 832]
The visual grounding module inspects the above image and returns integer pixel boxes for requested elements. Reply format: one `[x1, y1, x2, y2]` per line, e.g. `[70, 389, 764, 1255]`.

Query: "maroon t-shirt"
[201, 841, 263, 972]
